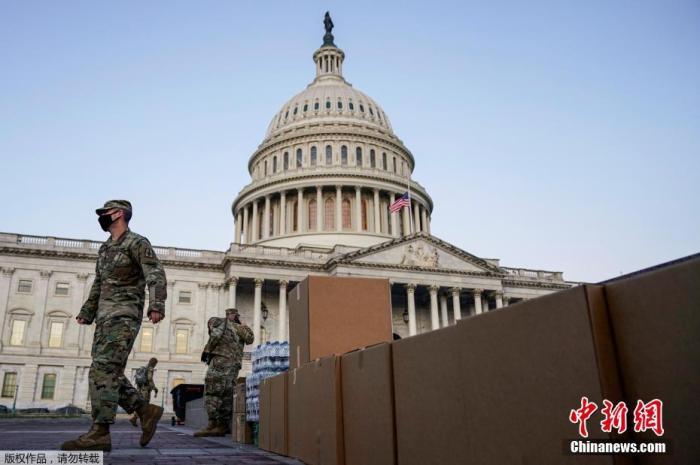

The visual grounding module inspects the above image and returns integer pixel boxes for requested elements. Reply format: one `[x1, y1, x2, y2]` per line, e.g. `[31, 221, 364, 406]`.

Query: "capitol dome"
[231, 15, 433, 249]
[264, 52, 394, 138]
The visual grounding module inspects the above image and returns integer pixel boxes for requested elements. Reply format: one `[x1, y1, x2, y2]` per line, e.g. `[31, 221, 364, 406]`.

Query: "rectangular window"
[55, 282, 70, 296]
[10, 320, 26, 346]
[48, 322, 63, 348]
[2, 372, 17, 398]
[178, 291, 192, 304]
[41, 373, 56, 399]
[175, 329, 188, 354]
[140, 327, 154, 352]
[17, 280, 32, 293]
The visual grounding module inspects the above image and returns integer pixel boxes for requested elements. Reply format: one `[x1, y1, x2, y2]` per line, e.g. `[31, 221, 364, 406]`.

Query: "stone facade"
[0, 24, 573, 413]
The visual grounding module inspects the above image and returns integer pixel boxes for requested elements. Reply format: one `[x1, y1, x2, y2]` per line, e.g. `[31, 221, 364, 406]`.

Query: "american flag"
[390, 192, 410, 213]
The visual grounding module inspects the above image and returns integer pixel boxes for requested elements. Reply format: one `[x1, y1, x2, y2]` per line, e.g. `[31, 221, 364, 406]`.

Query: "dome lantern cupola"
[313, 12, 345, 81]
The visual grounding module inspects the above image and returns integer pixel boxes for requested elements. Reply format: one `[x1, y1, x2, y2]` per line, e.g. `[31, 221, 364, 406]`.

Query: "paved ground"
[0, 417, 302, 464]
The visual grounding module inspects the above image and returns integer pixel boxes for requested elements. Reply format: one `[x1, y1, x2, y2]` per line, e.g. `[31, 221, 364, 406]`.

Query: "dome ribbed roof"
[264, 79, 393, 138]
[263, 35, 393, 139]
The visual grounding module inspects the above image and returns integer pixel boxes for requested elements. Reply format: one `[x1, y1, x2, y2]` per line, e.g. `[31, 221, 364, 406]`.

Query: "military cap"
[96, 200, 132, 215]
[225, 308, 240, 316]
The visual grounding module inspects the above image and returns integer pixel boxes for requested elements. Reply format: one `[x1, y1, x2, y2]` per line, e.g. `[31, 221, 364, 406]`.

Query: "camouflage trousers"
[89, 316, 146, 423]
[204, 355, 240, 424]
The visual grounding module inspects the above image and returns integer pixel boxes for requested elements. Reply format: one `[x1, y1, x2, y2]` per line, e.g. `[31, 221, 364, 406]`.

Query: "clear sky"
[1, 1, 698, 283]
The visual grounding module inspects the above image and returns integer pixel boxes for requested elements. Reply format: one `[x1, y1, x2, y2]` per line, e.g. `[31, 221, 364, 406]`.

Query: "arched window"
[382, 152, 387, 170]
[369, 106, 374, 116]
[303, 103, 308, 112]
[360, 104, 365, 113]
[370, 149, 376, 168]
[273, 156, 277, 173]
[296, 149, 303, 168]
[362, 200, 369, 231]
[341, 146, 348, 166]
[293, 106, 298, 115]
[292, 201, 298, 232]
[325, 145, 332, 165]
[310, 146, 317, 166]
[337, 100, 343, 110]
[324, 198, 335, 230]
[283, 152, 289, 170]
[308, 200, 317, 230]
[326, 100, 331, 109]
[393, 157, 397, 173]
[349, 101, 354, 111]
[342, 199, 351, 229]
[264, 160, 267, 176]
[356, 147, 363, 166]
[314, 101, 320, 110]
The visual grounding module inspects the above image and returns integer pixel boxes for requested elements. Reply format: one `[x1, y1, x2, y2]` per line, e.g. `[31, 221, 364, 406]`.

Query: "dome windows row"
[252, 144, 410, 179]
[274, 96, 387, 132]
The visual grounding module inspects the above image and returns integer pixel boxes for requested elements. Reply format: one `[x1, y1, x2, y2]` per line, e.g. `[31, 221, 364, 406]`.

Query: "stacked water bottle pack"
[245, 341, 289, 422]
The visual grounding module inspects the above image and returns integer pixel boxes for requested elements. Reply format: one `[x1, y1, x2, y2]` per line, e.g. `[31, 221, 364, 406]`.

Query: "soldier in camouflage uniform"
[129, 357, 159, 427]
[195, 308, 254, 437]
[61, 200, 167, 452]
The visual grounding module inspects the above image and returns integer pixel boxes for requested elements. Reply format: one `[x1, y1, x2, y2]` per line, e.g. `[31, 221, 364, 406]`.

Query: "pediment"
[331, 233, 501, 274]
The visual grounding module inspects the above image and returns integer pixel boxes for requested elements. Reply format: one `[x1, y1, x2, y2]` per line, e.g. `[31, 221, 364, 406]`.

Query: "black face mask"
[98, 213, 115, 231]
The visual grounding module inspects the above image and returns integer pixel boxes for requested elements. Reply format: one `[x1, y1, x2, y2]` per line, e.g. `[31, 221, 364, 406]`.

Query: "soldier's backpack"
[135, 366, 148, 386]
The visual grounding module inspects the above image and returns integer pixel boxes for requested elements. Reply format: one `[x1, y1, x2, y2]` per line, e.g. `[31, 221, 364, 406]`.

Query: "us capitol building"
[0, 17, 572, 412]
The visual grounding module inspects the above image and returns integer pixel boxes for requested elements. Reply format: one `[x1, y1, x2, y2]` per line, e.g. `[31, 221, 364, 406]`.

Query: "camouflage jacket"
[203, 317, 254, 363]
[77, 230, 167, 324]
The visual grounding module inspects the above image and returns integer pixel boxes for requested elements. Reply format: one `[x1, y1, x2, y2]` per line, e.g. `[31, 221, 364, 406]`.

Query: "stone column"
[280, 191, 286, 235]
[402, 199, 411, 236]
[278, 280, 288, 341]
[242, 204, 249, 244]
[57, 366, 77, 406]
[253, 279, 263, 347]
[227, 277, 238, 309]
[28, 270, 52, 349]
[235, 212, 242, 243]
[155, 280, 175, 355]
[251, 200, 259, 242]
[16, 364, 38, 407]
[387, 192, 399, 237]
[405, 284, 417, 336]
[426, 214, 431, 235]
[439, 293, 449, 327]
[355, 186, 362, 231]
[296, 188, 303, 233]
[316, 186, 323, 231]
[451, 288, 462, 321]
[495, 291, 504, 309]
[421, 208, 428, 234]
[473, 289, 483, 315]
[373, 189, 381, 233]
[503, 296, 511, 307]
[429, 285, 440, 330]
[263, 195, 271, 239]
[414, 202, 421, 234]
[335, 185, 342, 231]
[0, 267, 15, 350]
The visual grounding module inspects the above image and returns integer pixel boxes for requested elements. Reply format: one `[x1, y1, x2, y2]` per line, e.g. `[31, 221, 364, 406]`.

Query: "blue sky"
[1, 1, 698, 282]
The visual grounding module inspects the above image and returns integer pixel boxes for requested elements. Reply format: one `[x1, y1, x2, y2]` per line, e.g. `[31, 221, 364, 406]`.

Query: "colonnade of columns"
[234, 185, 431, 244]
[402, 285, 509, 336]
[226, 276, 513, 345]
[226, 277, 291, 346]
